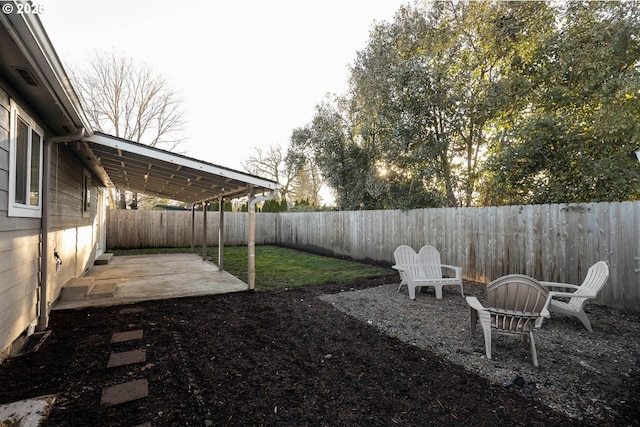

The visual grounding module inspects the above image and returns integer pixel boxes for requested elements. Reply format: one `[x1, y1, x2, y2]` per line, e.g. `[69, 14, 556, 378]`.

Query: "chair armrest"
[548, 290, 596, 299]
[441, 264, 462, 279]
[540, 281, 581, 290]
[465, 296, 486, 312]
[535, 307, 551, 328]
[391, 265, 406, 272]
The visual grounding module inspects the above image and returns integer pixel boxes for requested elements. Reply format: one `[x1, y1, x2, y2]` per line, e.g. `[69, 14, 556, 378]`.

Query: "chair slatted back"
[568, 261, 609, 311]
[393, 246, 420, 279]
[418, 245, 444, 279]
[487, 275, 549, 333]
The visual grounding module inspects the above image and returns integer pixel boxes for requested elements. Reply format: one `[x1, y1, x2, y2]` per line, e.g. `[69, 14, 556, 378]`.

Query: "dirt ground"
[0, 276, 637, 426]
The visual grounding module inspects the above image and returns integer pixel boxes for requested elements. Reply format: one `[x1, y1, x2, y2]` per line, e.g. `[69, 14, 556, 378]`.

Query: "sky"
[39, 0, 408, 174]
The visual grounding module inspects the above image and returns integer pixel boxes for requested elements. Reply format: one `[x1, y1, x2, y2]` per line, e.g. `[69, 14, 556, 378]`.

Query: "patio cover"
[83, 131, 280, 204]
[80, 131, 281, 292]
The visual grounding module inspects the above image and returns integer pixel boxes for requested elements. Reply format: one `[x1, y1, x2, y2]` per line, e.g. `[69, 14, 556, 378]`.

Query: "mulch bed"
[0, 276, 635, 426]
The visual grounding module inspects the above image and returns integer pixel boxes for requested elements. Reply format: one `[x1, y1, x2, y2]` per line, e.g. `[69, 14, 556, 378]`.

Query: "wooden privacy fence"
[106, 210, 278, 248]
[107, 202, 640, 311]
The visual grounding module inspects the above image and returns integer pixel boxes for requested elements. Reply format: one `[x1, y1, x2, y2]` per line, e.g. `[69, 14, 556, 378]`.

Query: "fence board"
[107, 202, 640, 311]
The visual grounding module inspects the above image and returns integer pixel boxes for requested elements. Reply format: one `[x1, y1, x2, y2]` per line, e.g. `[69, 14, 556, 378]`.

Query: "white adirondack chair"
[541, 261, 609, 332]
[466, 274, 550, 367]
[392, 245, 463, 300]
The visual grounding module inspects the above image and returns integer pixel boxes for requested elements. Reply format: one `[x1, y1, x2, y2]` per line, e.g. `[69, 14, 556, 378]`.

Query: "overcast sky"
[39, 0, 407, 174]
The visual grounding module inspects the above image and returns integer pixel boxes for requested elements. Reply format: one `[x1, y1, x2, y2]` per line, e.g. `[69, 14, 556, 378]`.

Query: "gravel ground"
[319, 281, 640, 424]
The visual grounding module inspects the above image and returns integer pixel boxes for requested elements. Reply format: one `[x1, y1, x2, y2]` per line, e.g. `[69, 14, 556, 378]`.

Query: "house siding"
[45, 142, 102, 306]
[0, 85, 42, 359]
[0, 83, 103, 360]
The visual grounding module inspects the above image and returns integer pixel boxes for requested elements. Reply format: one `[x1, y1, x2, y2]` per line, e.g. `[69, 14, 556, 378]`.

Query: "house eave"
[0, 5, 92, 135]
[85, 132, 281, 204]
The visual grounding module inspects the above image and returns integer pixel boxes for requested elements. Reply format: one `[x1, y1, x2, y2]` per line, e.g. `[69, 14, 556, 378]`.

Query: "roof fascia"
[0, 7, 92, 133]
[85, 132, 281, 192]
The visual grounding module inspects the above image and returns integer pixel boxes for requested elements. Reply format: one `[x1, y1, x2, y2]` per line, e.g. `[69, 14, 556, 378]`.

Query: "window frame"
[8, 99, 44, 218]
[82, 168, 91, 215]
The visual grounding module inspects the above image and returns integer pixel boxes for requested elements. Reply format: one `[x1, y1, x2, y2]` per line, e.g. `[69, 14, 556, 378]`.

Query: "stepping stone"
[119, 307, 145, 314]
[60, 277, 95, 301]
[100, 379, 148, 407]
[107, 349, 147, 368]
[95, 252, 114, 265]
[110, 329, 143, 344]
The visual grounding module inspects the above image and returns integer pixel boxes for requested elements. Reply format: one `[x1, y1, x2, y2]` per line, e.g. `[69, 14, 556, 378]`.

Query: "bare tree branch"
[69, 49, 188, 208]
[70, 49, 186, 152]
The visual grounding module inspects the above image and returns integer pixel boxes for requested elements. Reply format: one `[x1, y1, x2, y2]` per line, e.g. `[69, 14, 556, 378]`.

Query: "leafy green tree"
[261, 199, 288, 212]
[289, 99, 377, 210]
[482, 1, 640, 204]
[290, 1, 640, 208]
[208, 200, 233, 212]
[353, 1, 557, 207]
[291, 1, 554, 209]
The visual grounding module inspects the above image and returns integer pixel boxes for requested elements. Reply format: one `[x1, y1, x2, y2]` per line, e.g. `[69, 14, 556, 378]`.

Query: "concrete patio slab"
[53, 253, 248, 310]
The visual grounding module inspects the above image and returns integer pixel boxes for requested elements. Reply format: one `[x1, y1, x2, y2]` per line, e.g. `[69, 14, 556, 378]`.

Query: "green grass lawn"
[109, 245, 393, 291]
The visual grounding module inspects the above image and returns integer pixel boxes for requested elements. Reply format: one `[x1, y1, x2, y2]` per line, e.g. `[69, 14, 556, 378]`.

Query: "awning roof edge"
[84, 132, 281, 204]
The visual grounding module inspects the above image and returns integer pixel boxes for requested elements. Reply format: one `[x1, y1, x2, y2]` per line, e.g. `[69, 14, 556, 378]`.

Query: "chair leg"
[575, 310, 593, 332]
[482, 326, 492, 360]
[397, 275, 407, 293]
[471, 309, 492, 360]
[408, 284, 417, 300]
[469, 308, 478, 335]
[434, 285, 443, 299]
[527, 331, 539, 367]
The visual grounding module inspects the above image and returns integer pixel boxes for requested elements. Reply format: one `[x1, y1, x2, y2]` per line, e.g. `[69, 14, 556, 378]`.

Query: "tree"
[348, 1, 554, 207]
[284, 148, 324, 205]
[291, 1, 553, 209]
[289, 98, 377, 210]
[71, 50, 187, 208]
[481, 2, 640, 204]
[242, 143, 294, 204]
[243, 143, 325, 206]
[290, 1, 640, 208]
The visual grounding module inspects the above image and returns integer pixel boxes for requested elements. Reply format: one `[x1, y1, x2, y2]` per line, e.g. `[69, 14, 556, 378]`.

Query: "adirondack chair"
[392, 245, 463, 300]
[540, 261, 609, 332]
[466, 274, 550, 366]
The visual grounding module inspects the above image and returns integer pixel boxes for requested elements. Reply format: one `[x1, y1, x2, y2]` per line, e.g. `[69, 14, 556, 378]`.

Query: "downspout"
[38, 127, 86, 331]
[248, 190, 275, 290]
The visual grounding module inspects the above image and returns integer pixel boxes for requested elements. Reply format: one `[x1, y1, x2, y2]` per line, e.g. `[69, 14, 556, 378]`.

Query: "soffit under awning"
[84, 132, 280, 204]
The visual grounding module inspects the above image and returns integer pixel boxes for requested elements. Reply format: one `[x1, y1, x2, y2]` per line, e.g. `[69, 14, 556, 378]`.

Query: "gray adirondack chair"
[466, 274, 550, 366]
[392, 245, 463, 300]
[541, 261, 609, 332]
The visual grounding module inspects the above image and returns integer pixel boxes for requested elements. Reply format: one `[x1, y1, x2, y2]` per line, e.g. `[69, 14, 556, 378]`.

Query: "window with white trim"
[9, 99, 44, 218]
